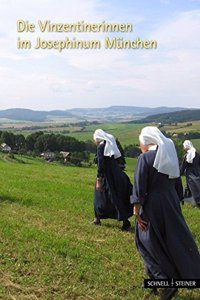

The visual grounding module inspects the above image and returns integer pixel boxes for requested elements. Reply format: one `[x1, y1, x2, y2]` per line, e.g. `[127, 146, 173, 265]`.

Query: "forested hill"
[0, 108, 73, 122]
[133, 109, 200, 123]
[0, 106, 185, 122]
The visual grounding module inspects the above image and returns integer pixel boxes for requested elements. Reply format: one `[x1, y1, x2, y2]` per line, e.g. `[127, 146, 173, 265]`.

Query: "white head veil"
[183, 140, 196, 163]
[93, 129, 121, 159]
[139, 126, 180, 178]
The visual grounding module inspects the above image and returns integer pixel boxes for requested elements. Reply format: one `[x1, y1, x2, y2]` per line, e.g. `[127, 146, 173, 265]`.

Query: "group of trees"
[0, 131, 26, 151]
[0, 130, 134, 166]
[0, 131, 91, 166]
[123, 144, 141, 158]
[170, 131, 200, 140]
[0, 131, 85, 153]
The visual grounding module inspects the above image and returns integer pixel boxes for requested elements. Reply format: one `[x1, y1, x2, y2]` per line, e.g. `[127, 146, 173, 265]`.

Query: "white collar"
[148, 145, 157, 151]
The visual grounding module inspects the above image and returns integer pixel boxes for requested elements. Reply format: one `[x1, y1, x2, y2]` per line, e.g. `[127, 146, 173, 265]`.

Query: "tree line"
[0, 131, 85, 153]
[0, 130, 196, 165]
[0, 131, 93, 166]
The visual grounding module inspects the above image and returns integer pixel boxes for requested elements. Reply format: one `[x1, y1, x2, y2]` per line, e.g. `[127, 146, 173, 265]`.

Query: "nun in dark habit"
[131, 126, 200, 300]
[181, 140, 200, 208]
[93, 129, 133, 231]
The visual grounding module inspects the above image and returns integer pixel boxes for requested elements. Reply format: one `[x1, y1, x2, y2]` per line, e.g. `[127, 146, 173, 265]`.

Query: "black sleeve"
[96, 143, 105, 178]
[175, 176, 184, 201]
[180, 156, 187, 176]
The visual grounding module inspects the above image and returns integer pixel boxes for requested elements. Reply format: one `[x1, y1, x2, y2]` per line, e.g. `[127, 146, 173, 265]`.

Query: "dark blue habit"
[94, 142, 133, 221]
[132, 149, 200, 279]
[181, 152, 200, 206]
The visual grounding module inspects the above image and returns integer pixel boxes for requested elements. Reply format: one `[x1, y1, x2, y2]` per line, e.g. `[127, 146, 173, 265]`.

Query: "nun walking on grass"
[93, 129, 133, 231]
[181, 140, 200, 208]
[131, 126, 200, 300]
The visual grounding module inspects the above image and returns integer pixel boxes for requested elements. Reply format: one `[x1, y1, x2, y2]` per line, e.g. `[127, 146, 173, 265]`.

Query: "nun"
[131, 127, 200, 300]
[93, 129, 133, 231]
[181, 140, 200, 208]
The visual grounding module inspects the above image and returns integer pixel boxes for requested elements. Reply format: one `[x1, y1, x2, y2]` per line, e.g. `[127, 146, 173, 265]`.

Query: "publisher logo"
[144, 279, 200, 288]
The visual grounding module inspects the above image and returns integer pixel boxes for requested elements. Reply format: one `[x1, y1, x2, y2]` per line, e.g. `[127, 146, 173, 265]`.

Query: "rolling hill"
[0, 106, 187, 122]
[134, 109, 200, 123]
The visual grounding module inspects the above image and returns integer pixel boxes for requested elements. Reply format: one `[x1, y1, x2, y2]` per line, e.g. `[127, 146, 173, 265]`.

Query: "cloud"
[0, 2, 200, 109]
[0, 0, 105, 59]
[66, 48, 127, 71]
[160, 0, 171, 4]
[114, 9, 200, 106]
[154, 10, 200, 49]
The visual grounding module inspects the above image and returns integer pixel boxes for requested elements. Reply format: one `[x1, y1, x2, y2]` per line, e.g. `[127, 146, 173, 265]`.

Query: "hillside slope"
[133, 109, 200, 123]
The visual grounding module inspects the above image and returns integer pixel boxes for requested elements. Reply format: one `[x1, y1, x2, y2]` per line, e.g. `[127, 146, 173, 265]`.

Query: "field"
[64, 123, 145, 146]
[1, 119, 200, 149]
[0, 121, 145, 145]
[0, 153, 199, 300]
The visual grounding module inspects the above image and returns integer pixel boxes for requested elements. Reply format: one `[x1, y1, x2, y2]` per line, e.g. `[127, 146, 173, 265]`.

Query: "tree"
[26, 131, 44, 151]
[85, 139, 96, 153]
[34, 133, 58, 152]
[116, 138, 126, 170]
[15, 134, 26, 151]
[124, 144, 140, 158]
[1, 131, 15, 148]
[173, 138, 185, 165]
[70, 151, 90, 166]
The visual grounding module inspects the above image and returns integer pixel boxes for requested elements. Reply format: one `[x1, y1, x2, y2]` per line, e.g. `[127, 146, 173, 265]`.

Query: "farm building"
[40, 152, 56, 161]
[60, 151, 71, 162]
[0, 143, 11, 152]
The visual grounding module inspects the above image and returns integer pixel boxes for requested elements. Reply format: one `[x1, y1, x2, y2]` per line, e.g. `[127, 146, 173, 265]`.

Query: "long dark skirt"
[187, 174, 200, 204]
[135, 188, 200, 279]
[94, 168, 133, 221]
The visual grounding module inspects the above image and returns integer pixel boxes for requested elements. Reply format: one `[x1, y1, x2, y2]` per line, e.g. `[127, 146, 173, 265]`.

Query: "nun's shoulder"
[196, 152, 200, 158]
[97, 141, 105, 151]
[138, 150, 156, 163]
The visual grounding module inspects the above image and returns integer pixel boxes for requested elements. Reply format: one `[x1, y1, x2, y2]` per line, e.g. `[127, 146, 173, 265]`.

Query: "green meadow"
[0, 154, 199, 300]
[60, 121, 200, 147]
[64, 123, 146, 146]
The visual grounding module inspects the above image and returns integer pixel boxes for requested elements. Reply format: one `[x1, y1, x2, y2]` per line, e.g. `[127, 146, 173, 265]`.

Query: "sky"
[0, 0, 200, 110]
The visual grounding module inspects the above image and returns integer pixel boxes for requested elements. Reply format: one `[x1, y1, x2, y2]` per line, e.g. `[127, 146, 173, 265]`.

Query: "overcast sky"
[0, 0, 200, 110]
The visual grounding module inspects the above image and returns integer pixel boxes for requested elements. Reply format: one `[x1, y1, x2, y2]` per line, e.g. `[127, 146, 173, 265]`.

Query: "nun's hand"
[135, 214, 148, 231]
[96, 178, 103, 192]
[133, 204, 148, 231]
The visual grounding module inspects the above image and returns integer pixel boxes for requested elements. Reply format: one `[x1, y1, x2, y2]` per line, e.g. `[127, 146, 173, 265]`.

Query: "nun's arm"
[180, 156, 187, 176]
[131, 154, 148, 206]
[96, 143, 105, 178]
[175, 177, 184, 201]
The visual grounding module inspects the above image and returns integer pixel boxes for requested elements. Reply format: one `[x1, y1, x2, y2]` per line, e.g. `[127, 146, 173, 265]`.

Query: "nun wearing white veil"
[181, 140, 200, 208]
[132, 127, 200, 299]
[93, 129, 133, 230]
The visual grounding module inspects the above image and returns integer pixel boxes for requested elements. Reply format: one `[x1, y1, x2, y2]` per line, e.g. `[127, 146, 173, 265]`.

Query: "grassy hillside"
[65, 121, 200, 149]
[162, 121, 200, 150]
[0, 154, 199, 299]
[64, 123, 146, 146]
